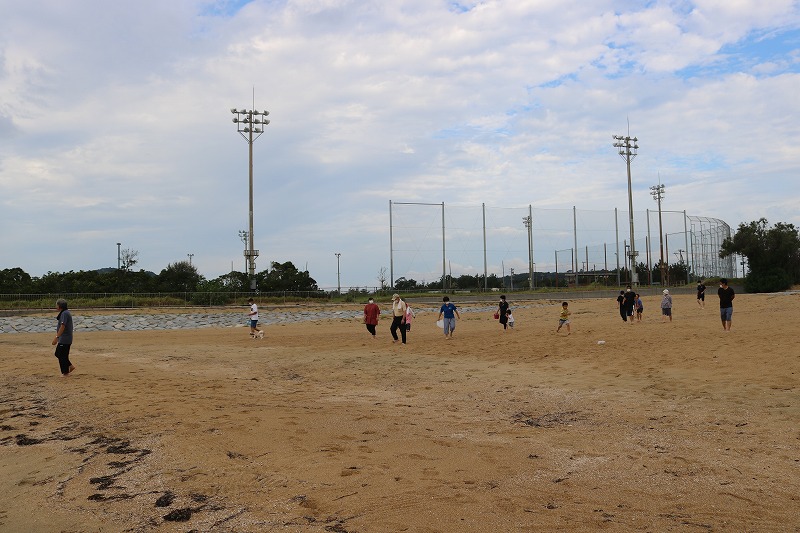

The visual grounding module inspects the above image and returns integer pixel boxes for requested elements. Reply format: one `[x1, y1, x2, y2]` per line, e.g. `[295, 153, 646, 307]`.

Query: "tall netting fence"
[389, 201, 733, 288]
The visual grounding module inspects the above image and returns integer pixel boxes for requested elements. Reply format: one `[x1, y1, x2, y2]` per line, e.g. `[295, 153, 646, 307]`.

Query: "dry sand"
[1, 293, 798, 532]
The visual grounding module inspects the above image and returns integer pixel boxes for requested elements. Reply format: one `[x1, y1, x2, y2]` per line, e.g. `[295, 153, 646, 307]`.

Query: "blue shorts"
[250, 319, 259, 328]
[720, 307, 733, 321]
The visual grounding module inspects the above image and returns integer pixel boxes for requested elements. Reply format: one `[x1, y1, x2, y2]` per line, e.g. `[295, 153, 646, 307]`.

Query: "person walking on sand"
[404, 300, 415, 332]
[248, 298, 264, 339]
[616, 290, 626, 322]
[390, 293, 408, 344]
[363, 297, 380, 339]
[718, 278, 735, 331]
[623, 285, 636, 324]
[497, 295, 510, 331]
[438, 296, 461, 339]
[506, 309, 515, 329]
[52, 299, 75, 377]
[696, 279, 706, 309]
[556, 301, 571, 335]
[635, 293, 644, 322]
[661, 289, 673, 322]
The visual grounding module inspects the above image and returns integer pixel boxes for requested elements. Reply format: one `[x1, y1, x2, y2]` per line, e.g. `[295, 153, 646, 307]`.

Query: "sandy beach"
[1, 293, 798, 532]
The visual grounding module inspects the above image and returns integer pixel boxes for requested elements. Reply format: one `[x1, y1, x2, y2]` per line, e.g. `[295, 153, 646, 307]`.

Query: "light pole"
[231, 103, 270, 290]
[335, 252, 341, 293]
[117, 242, 121, 270]
[613, 133, 639, 284]
[238, 230, 249, 273]
[650, 182, 665, 285]
[522, 214, 533, 290]
[187, 253, 194, 266]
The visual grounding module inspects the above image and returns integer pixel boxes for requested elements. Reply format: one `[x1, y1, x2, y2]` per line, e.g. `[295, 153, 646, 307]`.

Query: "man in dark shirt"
[52, 298, 75, 376]
[696, 279, 706, 309]
[623, 285, 636, 324]
[717, 278, 735, 331]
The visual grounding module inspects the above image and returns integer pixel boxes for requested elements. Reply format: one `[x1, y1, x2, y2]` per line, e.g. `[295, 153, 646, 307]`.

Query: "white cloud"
[1, 0, 799, 286]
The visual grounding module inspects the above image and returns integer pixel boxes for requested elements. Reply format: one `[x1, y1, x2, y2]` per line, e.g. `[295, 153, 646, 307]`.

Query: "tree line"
[0, 260, 319, 295]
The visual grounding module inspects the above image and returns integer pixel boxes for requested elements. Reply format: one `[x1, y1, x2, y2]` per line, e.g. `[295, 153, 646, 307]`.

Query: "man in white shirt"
[247, 298, 264, 339]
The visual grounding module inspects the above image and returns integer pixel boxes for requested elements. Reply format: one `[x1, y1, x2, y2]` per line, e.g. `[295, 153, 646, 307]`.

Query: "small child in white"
[557, 301, 571, 334]
[506, 309, 515, 329]
[661, 289, 673, 322]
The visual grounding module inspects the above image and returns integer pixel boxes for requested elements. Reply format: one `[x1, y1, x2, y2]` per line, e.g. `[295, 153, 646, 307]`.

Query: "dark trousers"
[390, 316, 406, 343]
[366, 324, 377, 336]
[619, 306, 627, 321]
[54, 343, 72, 374]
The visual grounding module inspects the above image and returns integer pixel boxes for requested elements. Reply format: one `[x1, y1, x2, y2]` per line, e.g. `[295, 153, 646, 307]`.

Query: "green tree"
[0, 267, 33, 293]
[210, 271, 249, 292]
[720, 218, 800, 292]
[258, 261, 318, 291]
[393, 277, 418, 291]
[157, 261, 203, 292]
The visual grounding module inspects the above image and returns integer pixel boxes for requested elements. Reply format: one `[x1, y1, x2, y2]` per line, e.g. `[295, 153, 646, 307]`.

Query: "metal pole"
[482, 203, 488, 290]
[613, 133, 639, 284]
[248, 121, 255, 280]
[335, 252, 341, 293]
[441, 202, 446, 291]
[117, 242, 121, 270]
[683, 211, 690, 284]
[573, 206, 578, 276]
[554, 251, 558, 288]
[389, 200, 394, 288]
[615, 208, 620, 286]
[646, 208, 652, 285]
[231, 103, 269, 289]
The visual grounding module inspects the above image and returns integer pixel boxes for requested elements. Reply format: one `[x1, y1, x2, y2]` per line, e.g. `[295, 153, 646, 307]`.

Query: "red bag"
[493, 312, 500, 319]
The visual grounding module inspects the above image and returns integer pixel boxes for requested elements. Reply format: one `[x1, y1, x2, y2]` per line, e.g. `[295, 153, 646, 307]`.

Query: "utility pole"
[335, 252, 341, 293]
[613, 131, 639, 284]
[117, 242, 121, 270]
[522, 214, 533, 290]
[650, 182, 666, 285]
[231, 96, 270, 290]
[187, 253, 194, 266]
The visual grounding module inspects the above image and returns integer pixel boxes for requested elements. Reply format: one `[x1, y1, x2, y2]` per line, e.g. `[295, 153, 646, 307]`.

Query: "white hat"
[663, 289, 669, 294]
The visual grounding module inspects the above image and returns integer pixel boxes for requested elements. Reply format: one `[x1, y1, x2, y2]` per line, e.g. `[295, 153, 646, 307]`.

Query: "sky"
[1, 0, 799, 289]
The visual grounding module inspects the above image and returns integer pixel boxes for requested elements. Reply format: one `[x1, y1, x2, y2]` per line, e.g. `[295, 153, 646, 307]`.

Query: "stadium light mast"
[613, 132, 639, 284]
[522, 213, 533, 290]
[650, 181, 666, 285]
[231, 102, 270, 290]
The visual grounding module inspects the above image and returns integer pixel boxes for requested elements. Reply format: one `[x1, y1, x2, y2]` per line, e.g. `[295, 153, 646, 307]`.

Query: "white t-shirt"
[250, 303, 259, 320]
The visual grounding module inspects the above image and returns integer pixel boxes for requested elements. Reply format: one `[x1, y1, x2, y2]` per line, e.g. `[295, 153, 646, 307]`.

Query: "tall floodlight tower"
[522, 214, 533, 290]
[613, 133, 639, 284]
[650, 182, 666, 285]
[231, 104, 270, 290]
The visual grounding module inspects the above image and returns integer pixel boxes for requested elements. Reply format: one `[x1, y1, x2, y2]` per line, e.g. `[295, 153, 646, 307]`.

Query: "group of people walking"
[46, 279, 737, 377]
[363, 293, 462, 344]
[615, 278, 735, 329]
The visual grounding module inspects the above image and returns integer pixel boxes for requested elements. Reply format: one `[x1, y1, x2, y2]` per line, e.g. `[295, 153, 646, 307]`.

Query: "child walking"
[661, 289, 673, 322]
[636, 293, 644, 322]
[556, 301, 571, 334]
[506, 309, 515, 329]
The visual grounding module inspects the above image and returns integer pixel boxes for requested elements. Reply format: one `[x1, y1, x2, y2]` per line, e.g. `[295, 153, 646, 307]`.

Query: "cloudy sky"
[2, 0, 799, 289]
